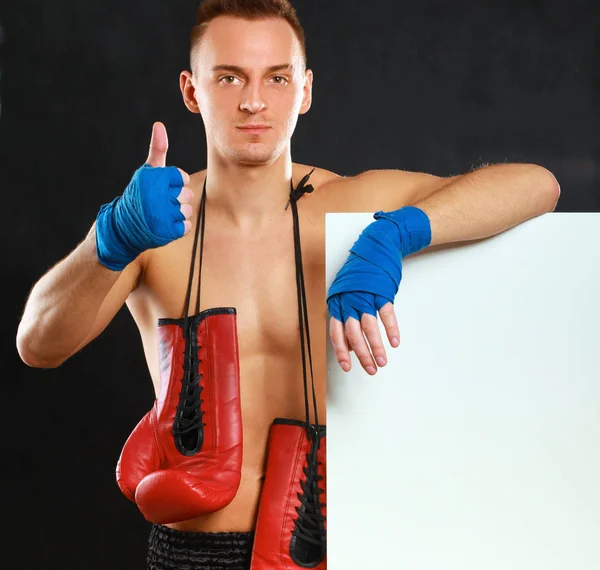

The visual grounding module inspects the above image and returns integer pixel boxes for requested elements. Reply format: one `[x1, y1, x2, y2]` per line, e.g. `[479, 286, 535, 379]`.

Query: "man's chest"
[141, 210, 327, 357]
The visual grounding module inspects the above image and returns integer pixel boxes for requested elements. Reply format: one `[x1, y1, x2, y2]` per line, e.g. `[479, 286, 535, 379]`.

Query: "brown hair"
[190, 0, 307, 71]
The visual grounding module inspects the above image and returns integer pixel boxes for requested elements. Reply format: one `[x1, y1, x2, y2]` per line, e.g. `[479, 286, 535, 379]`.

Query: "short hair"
[190, 0, 307, 71]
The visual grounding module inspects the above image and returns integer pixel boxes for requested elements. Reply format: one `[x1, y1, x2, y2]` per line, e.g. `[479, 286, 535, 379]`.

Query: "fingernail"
[366, 366, 376, 375]
[340, 361, 350, 372]
[376, 356, 386, 367]
[392, 337, 399, 347]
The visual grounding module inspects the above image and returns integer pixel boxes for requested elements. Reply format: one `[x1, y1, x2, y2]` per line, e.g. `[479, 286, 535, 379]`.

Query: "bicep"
[322, 169, 462, 213]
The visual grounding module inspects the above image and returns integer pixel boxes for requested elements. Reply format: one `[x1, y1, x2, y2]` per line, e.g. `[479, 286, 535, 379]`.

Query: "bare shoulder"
[292, 163, 342, 188]
[312, 168, 459, 214]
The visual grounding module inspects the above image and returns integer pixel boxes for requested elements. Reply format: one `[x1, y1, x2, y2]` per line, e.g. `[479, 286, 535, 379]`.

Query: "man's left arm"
[348, 163, 560, 242]
[406, 163, 560, 245]
[328, 163, 561, 374]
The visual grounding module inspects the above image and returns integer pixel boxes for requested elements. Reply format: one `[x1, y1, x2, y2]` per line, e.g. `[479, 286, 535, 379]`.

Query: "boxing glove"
[116, 308, 243, 524]
[250, 419, 327, 569]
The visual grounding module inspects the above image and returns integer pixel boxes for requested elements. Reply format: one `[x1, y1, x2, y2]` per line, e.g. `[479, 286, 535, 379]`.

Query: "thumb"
[146, 121, 168, 167]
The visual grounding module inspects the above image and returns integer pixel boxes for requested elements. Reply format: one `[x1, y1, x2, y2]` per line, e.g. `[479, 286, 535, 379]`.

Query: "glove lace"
[172, 339, 206, 452]
[292, 427, 327, 548]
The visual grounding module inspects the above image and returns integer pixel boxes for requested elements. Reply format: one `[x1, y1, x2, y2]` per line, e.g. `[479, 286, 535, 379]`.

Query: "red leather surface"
[251, 421, 327, 570]
[116, 311, 242, 524]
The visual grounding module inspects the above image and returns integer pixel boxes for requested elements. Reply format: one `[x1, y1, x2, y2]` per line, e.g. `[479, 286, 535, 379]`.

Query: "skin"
[16, 16, 560, 533]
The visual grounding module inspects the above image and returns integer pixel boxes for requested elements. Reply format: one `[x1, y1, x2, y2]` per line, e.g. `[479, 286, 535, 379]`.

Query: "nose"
[239, 80, 267, 114]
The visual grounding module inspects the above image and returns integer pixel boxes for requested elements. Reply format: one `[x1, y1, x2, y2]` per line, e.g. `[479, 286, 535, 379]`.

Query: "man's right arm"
[17, 121, 193, 369]
[16, 223, 142, 369]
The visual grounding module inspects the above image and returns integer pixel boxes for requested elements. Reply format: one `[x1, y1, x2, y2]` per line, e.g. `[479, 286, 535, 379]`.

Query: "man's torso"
[126, 164, 342, 531]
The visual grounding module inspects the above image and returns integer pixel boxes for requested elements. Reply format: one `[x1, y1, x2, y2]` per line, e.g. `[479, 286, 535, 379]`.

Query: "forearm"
[17, 225, 121, 367]
[413, 163, 560, 247]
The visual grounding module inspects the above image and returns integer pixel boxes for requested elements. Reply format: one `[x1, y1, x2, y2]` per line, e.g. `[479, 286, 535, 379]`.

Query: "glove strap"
[288, 170, 327, 559]
[288, 169, 319, 429]
[183, 177, 207, 325]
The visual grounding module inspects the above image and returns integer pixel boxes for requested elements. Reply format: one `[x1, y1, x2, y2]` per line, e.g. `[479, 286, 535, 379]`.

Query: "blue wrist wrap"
[326, 206, 432, 323]
[95, 164, 185, 271]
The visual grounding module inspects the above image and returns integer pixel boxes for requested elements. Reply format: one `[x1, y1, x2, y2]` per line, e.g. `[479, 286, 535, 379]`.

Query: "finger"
[177, 186, 194, 204]
[146, 121, 168, 167]
[379, 302, 400, 348]
[165, 166, 188, 188]
[329, 317, 351, 372]
[182, 220, 192, 236]
[180, 203, 193, 219]
[360, 313, 387, 368]
[344, 317, 377, 375]
[177, 168, 190, 186]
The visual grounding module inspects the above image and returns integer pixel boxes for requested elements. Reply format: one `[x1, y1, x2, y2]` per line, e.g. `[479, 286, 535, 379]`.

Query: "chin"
[226, 145, 281, 166]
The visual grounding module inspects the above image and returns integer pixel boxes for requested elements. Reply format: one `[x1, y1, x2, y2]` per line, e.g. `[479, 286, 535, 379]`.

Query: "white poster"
[326, 212, 600, 570]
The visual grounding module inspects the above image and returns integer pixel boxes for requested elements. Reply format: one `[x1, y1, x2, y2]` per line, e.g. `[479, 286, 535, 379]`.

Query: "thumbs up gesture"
[95, 122, 195, 271]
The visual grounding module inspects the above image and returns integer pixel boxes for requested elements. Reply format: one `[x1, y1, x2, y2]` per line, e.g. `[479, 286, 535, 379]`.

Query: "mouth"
[237, 126, 271, 134]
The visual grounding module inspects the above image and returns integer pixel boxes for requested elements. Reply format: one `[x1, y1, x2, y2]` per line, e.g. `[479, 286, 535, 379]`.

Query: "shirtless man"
[16, 1, 560, 569]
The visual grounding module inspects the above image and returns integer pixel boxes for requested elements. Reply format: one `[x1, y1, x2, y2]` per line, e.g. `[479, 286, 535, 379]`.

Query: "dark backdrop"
[2, 0, 598, 568]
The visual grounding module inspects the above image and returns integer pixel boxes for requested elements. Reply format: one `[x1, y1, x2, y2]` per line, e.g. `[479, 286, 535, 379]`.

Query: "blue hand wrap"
[95, 164, 185, 271]
[326, 206, 432, 323]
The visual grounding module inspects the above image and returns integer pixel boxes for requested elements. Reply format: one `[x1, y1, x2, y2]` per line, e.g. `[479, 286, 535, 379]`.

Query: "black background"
[2, 0, 599, 567]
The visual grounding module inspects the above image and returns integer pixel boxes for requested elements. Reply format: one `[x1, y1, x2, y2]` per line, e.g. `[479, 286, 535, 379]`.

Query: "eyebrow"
[211, 64, 294, 75]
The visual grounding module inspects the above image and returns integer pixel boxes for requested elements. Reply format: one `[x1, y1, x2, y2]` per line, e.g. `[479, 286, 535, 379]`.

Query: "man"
[16, 1, 560, 569]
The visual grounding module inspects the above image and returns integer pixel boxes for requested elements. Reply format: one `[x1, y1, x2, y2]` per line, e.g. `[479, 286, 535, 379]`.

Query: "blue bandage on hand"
[95, 164, 186, 271]
[326, 206, 432, 323]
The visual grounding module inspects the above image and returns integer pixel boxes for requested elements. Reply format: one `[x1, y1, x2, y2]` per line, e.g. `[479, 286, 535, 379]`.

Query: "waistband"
[147, 524, 254, 570]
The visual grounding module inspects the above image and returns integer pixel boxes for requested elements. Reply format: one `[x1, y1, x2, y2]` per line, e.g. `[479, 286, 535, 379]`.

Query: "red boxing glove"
[251, 419, 327, 569]
[116, 308, 243, 524]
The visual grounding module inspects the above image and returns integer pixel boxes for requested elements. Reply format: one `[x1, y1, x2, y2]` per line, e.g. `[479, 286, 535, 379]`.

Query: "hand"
[146, 121, 193, 236]
[326, 207, 431, 374]
[329, 302, 400, 375]
[96, 121, 195, 271]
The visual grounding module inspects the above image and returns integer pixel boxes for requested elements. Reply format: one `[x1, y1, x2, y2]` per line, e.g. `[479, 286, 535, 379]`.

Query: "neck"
[204, 146, 293, 228]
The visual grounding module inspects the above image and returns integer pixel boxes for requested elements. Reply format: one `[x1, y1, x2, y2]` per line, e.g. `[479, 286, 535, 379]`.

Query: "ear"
[180, 71, 201, 115]
[299, 68, 313, 115]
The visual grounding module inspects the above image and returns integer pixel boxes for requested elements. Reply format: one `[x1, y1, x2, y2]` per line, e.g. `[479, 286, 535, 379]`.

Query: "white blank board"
[325, 212, 600, 570]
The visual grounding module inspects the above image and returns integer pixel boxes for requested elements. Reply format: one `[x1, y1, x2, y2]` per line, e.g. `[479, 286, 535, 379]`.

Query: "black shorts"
[147, 524, 254, 570]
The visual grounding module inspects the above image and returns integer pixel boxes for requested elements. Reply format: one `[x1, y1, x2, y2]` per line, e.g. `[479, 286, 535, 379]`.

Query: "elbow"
[17, 348, 65, 369]
[16, 328, 65, 369]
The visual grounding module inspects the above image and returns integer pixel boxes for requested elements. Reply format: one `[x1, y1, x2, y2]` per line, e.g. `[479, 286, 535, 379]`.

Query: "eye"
[272, 76, 289, 85]
[220, 76, 240, 84]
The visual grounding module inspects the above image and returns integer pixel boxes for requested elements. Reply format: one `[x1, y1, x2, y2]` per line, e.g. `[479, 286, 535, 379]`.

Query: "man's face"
[186, 16, 312, 166]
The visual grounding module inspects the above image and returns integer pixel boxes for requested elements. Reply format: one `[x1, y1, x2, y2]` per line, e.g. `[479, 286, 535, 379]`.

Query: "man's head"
[180, 0, 313, 166]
